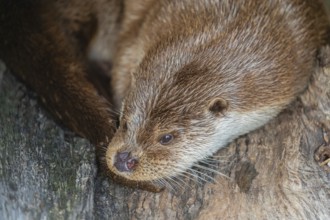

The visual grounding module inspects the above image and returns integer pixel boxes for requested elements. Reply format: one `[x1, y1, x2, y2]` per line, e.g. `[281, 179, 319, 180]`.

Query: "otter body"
[106, 0, 329, 183]
[0, 0, 329, 187]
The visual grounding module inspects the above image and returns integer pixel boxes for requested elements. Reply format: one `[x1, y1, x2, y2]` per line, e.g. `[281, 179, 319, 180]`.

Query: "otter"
[0, 0, 329, 189]
[105, 0, 330, 183]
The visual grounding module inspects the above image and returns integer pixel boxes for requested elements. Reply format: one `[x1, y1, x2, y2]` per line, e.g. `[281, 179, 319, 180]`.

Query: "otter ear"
[208, 97, 228, 116]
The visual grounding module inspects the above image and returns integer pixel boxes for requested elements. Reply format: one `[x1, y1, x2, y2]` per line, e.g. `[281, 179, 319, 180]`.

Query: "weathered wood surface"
[1, 46, 330, 219]
[0, 46, 330, 219]
[0, 61, 97, 219]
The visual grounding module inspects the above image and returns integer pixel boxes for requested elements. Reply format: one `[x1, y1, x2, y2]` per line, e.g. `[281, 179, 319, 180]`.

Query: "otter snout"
[114, 152, 138, 172]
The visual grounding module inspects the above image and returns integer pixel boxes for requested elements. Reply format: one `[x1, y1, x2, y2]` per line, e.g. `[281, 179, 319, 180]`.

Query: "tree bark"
[0, 45, 329, 219]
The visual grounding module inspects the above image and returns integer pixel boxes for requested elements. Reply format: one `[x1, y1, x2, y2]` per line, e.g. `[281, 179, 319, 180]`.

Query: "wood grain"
[0, 47, 329, 219]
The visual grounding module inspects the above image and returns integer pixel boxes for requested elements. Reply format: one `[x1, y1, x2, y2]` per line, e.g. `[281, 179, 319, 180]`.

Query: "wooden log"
[0, 61, 96, 219]
[97, 46, 330, 220]
[1, 46, 329, 219]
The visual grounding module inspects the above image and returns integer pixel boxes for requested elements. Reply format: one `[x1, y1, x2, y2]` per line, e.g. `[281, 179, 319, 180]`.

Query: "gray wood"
[0, 61, 96, 219]
[0, 46, 330, 219]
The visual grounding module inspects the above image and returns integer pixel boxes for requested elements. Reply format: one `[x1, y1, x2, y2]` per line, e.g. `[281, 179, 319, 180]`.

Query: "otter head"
[105, 34, 282, 183]
[105, 56, 234, 183]
[106, 96, 229, 182]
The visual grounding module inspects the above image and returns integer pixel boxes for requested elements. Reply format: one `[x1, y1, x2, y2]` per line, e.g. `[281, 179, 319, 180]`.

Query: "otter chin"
[105, 0, 329, 183]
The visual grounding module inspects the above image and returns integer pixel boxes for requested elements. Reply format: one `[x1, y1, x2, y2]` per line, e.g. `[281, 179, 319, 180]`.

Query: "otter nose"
[114, 151, 138, 172]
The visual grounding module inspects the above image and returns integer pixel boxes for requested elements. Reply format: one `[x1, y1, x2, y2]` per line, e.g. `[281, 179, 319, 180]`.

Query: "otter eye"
[159, 134, 174, 145]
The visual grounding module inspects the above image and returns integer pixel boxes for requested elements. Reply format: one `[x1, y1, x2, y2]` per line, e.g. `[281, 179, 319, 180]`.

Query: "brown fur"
[0, 0, 329, 190]
[106, 0, 330, 184]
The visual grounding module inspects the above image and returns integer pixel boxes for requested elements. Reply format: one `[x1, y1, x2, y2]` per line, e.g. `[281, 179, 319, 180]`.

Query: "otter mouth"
[106, 147, 176, 182]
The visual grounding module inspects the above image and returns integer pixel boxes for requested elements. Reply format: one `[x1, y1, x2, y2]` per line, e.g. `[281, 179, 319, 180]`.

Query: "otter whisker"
[154, 178, 175, 191]
[193, 163, 231, 180]
[208, 154, 230, 159]
[186, 167, 216, 184]
[141, 161, 186, 191]
[168, 166, 202, 186]
[179, 170, 203, 184]
[198, 160, 220, 170]
[152, 177, 164, 186]
[175, 172, 201, 191]
[161, 177, 184, 193]
[203, 156, 231, 163]
[164, 176, 187, 192]
[198, 159, 231, 173]
[174, 173, 194, 190]
[177, 171, 194, 182]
